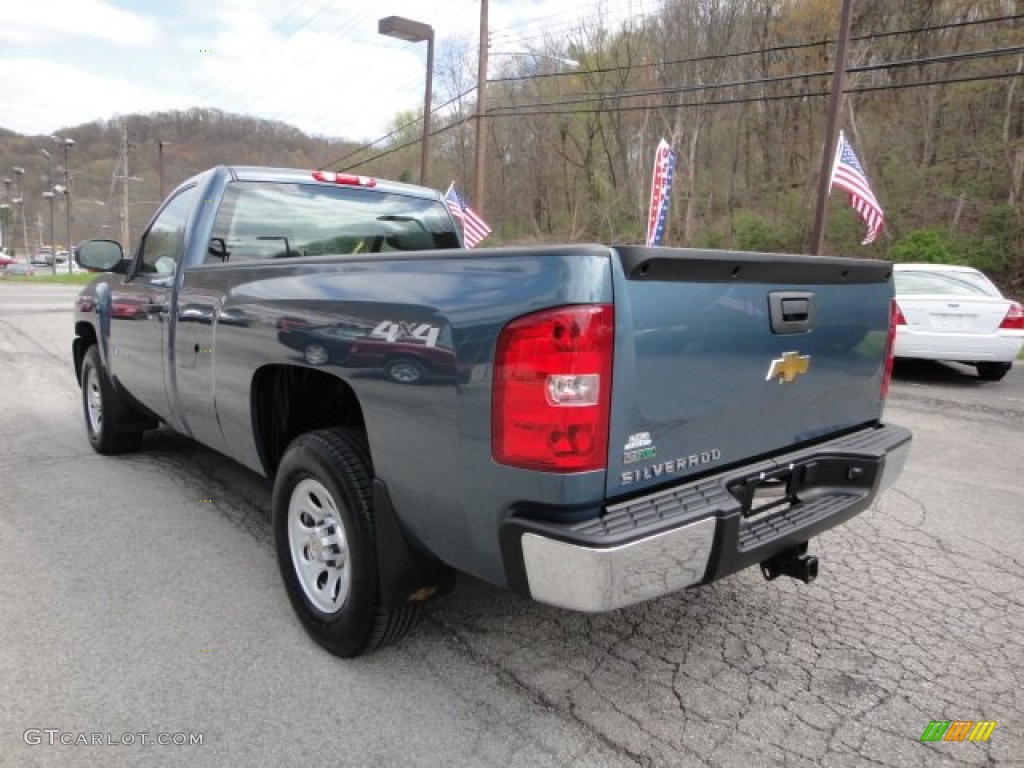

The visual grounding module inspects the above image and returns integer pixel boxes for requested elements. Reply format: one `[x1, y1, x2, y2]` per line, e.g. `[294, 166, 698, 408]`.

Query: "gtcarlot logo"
[24, 729, 204, 746]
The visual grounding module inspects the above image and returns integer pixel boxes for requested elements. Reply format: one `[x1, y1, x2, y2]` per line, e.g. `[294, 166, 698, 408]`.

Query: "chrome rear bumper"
[509, 423, 912, 612]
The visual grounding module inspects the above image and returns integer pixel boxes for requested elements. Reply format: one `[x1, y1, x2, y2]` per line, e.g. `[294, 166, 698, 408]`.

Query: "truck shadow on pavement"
[891, 358, 989, 387]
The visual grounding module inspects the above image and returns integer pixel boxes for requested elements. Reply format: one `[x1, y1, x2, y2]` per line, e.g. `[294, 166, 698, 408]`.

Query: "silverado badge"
[766, 351, 810, 384]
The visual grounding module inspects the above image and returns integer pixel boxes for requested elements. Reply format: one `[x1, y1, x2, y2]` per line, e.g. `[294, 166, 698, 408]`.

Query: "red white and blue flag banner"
[444, 182, 491, 248]
[646, 138, 676, 246]
[830, 131, 885, 245]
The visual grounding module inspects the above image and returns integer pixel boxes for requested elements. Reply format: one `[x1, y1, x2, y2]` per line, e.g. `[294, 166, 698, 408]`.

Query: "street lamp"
[0, 204, 8, 255]
[53, 136, 75, 273]
[40, 148, 56, 272]
[12, 166, 29, 261]
[42, 190, 56, 274]
[378, 15, 434, 186]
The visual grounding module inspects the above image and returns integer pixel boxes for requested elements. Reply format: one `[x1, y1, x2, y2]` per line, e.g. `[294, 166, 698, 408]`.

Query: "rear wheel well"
[252, 365, 367, 476]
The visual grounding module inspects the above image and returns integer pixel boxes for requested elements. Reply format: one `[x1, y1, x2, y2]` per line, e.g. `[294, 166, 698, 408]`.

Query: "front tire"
[80, 345, 144, 454]
[976, 362, 1011, 382]
[272, 428, 420, 657]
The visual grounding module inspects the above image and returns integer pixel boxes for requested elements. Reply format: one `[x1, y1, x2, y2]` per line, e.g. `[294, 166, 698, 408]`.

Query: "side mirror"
[76, 239, 126, 272]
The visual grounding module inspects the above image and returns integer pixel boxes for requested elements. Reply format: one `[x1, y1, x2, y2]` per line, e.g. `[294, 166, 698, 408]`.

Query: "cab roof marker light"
[311, 171, 377, 187]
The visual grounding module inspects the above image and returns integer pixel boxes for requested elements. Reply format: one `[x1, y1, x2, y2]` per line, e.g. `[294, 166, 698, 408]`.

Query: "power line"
[337, 117, 471, 173]
[316, 86, 479, 170]
[484, 69, 1023, 119]
[487, 45, 1024, 115]
[191, 0, 335, 106]
[487, 12, 1024, 85]
[208, 8, 378, 121]
[489, 0, 658, 49]
[322, 11, 1023, 171]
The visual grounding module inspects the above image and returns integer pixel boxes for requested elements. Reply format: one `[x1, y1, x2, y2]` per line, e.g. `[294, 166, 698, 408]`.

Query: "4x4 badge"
[766, 351, 810, 384]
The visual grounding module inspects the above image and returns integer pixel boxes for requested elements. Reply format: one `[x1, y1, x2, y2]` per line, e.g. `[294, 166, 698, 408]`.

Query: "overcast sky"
[0, 0, 655, 142]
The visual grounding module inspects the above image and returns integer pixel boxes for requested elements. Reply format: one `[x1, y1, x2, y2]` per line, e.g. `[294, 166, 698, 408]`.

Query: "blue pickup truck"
[73, 166, 911, 657]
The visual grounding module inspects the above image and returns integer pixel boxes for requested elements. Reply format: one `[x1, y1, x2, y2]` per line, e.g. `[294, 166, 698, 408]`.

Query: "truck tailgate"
[607, 247, 893, 497]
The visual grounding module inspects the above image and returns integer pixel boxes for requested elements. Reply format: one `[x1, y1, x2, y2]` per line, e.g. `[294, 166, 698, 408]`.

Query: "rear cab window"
[206, 181, 460, 264]
[894, 269, 1002, 298]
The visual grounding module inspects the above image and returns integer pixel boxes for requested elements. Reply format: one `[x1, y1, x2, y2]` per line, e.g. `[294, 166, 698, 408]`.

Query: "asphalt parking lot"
[1, 283, 1021, 767]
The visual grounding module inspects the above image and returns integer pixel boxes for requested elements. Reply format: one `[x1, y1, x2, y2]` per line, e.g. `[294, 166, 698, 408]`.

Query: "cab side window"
[137, 186, 198, 275]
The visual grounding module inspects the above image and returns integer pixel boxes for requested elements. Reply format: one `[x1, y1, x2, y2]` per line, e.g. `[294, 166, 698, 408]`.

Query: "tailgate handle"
[782, 298, 809, 321]
[769, 291, 815, 334]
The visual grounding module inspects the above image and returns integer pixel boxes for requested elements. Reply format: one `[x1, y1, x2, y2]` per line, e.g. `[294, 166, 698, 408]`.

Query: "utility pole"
[158, 140, 171, 199]
[809, 0, 856, 255]
[474, 0, 489, 215]
[113, 125, 133, 248]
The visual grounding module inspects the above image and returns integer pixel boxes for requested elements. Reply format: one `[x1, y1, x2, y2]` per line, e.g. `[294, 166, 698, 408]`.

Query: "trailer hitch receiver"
[760, 542, 818, 584]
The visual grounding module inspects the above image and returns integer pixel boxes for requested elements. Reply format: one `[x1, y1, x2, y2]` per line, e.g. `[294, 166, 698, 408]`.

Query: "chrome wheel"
[85, 364, 103, 436]
[304, 344, 329, 366]
[386, 359, 423, 383]
[287, 478, 351, 614]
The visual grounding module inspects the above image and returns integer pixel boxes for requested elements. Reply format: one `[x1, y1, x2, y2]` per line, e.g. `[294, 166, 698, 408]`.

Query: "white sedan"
[893, 263, 1024, 381]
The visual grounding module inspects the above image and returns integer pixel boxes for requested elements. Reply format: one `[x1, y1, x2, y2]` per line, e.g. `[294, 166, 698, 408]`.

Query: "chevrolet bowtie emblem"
[766, 351, 811, 384]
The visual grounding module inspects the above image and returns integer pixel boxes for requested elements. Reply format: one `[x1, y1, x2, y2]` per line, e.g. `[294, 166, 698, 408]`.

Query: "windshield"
[894, 268, 1002, 298]
[207, 181, 460, 264]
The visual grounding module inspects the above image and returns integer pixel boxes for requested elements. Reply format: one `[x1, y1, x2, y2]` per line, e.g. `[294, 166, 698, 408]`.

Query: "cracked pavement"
[1, 285, 1021, 767]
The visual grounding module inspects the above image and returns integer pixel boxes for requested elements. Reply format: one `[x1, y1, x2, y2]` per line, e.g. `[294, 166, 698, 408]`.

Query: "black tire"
[976, 362, 1011, 382]
[80, 345, 144, 455]
[384, 357, 426, 384]
[272, 428, 420, 657]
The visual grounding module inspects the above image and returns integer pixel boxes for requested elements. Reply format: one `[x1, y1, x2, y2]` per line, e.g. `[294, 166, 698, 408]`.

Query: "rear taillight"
[881, 298, 898, 399]
[892, 301, 907, 326]
[311, 170, 376, 187]
[1000, 301, 1024, 331]
[493, 305, 614, 472]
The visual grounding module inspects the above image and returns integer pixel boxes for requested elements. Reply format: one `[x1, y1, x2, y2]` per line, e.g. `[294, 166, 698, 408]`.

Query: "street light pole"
[12, 166, 29, 262]
[378, 16, 435, 187]
[0, 204, 8, 255]
[42, 190, 55, 273]
[54, 136, 75, 273]
[40, 148, 55, 273]
[0, 177, 9, 254]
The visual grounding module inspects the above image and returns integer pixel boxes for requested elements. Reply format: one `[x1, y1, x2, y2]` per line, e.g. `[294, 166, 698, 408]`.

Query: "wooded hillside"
[0, 109, 352, 256]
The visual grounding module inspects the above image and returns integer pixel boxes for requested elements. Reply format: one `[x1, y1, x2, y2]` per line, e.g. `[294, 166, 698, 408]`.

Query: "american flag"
[830, 131, 885, 245]
[646, 138, 676, 246]
[444, 183, 491, 248]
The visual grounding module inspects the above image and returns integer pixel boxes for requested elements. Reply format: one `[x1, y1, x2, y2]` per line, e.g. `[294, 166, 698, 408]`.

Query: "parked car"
[2, 260, 34, 276]
[893, 263, 1024, 381]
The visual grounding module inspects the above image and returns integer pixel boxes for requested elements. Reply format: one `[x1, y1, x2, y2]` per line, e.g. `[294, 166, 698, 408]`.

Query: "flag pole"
[809, 0, 856, 256]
